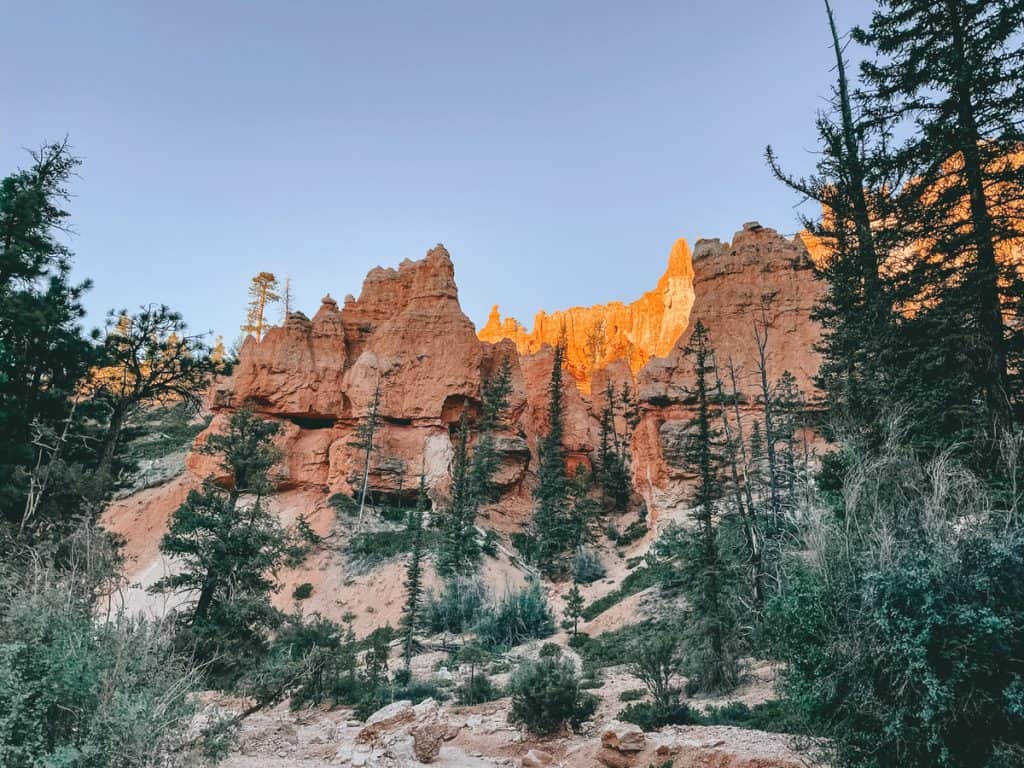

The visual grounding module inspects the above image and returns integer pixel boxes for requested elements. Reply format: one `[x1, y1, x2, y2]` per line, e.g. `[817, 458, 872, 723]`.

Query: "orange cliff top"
[478, 238, 696, 390]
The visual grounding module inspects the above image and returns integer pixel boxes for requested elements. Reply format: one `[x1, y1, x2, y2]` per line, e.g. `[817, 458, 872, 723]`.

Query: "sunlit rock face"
[193, 226, 823, 524]
[478, 239, 696, 391]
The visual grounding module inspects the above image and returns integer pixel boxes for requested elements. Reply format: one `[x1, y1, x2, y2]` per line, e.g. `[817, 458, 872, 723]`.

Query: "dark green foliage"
[628, 624, 686, 713]
[0, 530, 220, 767]
[617, 701, 694, 731]
[853, 0, 1024, 441]
[0, 142, 99, 534]
[596, 380, 633, 512]
[607, 513, 648, 547]
[436, 412, 482, 576]
[581, 562, 668, 620]
[455, 643, 499, 704]
[532, 338, 572, 576]
[698, 700, 807, 735]
[769, 531, 1024, 767]
[508, 645, 598, 735]
[561, 582, 585, 636]
[619, 688, 646, 702]
[475, 581, 556, 649]
[665, 322, 744, 694]
[436, 360, 513, 577]
[573, 621, 658, 668]
[263, 612, 358, 709]
[426, 576, 491, 635]
[348, 526, 435, 565]
[92, 304, 220, 476]
[151, 409, 310, 687]
[328, 492, 358, 516]
[571, 547, 606, 584]
[292, 582, 314, 601]
[400, 476, 428, 668]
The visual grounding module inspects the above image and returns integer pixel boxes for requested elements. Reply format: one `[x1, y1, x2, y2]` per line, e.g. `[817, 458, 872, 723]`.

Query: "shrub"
[481, 529, 499, 557]
[292, 582, 314, 600]
[572, 548, 607, 584]
[353, 680, 449, 721]
[456, 674, 501, 705]
[581, 561, 668, 620]
[618, 701, 694, 731]
[619, 688, 646, 702]
[328, 492, 359, 516]
[0, 546, 219, 767]
[508, 647, 598, 735]
[426, 577, 491, 634]
[697, 700, 805, 734]
[348, 527, 435, 564]
[475, 581, 555, 649]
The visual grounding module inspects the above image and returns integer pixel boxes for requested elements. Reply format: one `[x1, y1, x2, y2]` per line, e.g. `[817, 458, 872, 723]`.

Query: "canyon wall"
[192, 223, 823, 525]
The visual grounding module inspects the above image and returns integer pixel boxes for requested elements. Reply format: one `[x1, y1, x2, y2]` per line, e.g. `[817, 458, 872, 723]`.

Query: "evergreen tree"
[240, 271, 280, 341]
[469, 356, 513, 505]
[151, 408, 308, 686]
[561, 583, 584, 636]
[400, 473, 428, 669]
[0, 142, 95, 530]
[533, 337, 572, 576]
[596, 380, 631, 511]
[671, 322, 743, 693]
[854, 0, 1024, 440]
[767, 0, 900, 452]
[91, 304, 220, 476]
[436, 410, 482, 576]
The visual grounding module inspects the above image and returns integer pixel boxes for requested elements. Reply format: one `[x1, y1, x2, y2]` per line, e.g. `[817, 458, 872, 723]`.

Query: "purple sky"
[1, 1, 873, 342]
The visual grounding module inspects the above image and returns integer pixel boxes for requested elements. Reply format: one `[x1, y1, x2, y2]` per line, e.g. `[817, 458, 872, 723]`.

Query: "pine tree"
[854, 0, 1024, 441]
[596, 380, 631, 512]
[0, 141, 95, 529]
[437, 410, 481, 576]
[400, 473, 428, 669]
[561, 583, 585, 636]
[469, 356, 513, 505]
[92, 304, 220, 476]
[151, 409, 308, 685]
[241, 272, 281, 341]
[676, 321, 742, 693]
[533, 336, 571, 576]
[767, 0, 899, 451]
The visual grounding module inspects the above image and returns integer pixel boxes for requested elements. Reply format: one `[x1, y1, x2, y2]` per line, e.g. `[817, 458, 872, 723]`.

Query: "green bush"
[581, 562, 667, 620]
[328, 493, 359, 516]
[353, 680, 449, 721]
[292, 582, 314, 600]
[508, 647, 598, 735]
[618, 701, 694, 731]
[0, 551, 220, 767]
[572, 548, 607, 584]
[619, 688, 646, 702]
[348, 528, 430, 564]
[475, 581, 555, 649]
[426, 577, 491, 634]
[456, 674, 501, 705]
[697, 700, 805, 734]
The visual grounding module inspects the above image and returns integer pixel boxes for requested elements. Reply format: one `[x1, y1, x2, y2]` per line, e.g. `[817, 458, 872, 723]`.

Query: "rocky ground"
[219, 695, 812, 768]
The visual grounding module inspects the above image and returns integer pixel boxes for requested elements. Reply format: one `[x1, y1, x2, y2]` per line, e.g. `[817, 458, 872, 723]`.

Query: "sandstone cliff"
[478, 238, 696, 390]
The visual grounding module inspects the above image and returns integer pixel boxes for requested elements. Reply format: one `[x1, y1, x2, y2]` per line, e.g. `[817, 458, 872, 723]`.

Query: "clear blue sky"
[1, 1, 873, 342]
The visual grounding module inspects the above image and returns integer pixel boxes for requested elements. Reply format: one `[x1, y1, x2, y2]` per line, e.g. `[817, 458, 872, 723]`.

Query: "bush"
[619, 688, 646, 702]
[328, 492, 359, 516]
[618, 701, 694, 731]
[426, 577, 491, 634]
[581, 561, 668, 620]
[0, 542, 221, 767]
[475, 581, 556, 649]
[508, 647, 598, 735]
[348, 528, 433, 564]
[697, 700, 805, 734]
[292, 582, 314, 600]
[572, 548, 607, 584]
[456, 674, 501, 705]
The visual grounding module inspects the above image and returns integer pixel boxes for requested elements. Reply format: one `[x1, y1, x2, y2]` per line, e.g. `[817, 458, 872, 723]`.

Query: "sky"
[1, 1, 875, 342]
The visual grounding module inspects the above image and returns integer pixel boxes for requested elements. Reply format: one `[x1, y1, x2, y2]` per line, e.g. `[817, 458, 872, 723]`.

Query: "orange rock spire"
[478, 239, 696, 390]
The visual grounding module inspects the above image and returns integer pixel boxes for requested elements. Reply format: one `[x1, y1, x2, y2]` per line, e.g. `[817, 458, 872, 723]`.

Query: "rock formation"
[103, 225, 824, 622]
[478, 238, 696, 390]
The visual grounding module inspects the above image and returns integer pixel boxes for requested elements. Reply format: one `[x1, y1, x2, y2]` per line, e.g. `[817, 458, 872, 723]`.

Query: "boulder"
[600, 721, 646, 752]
